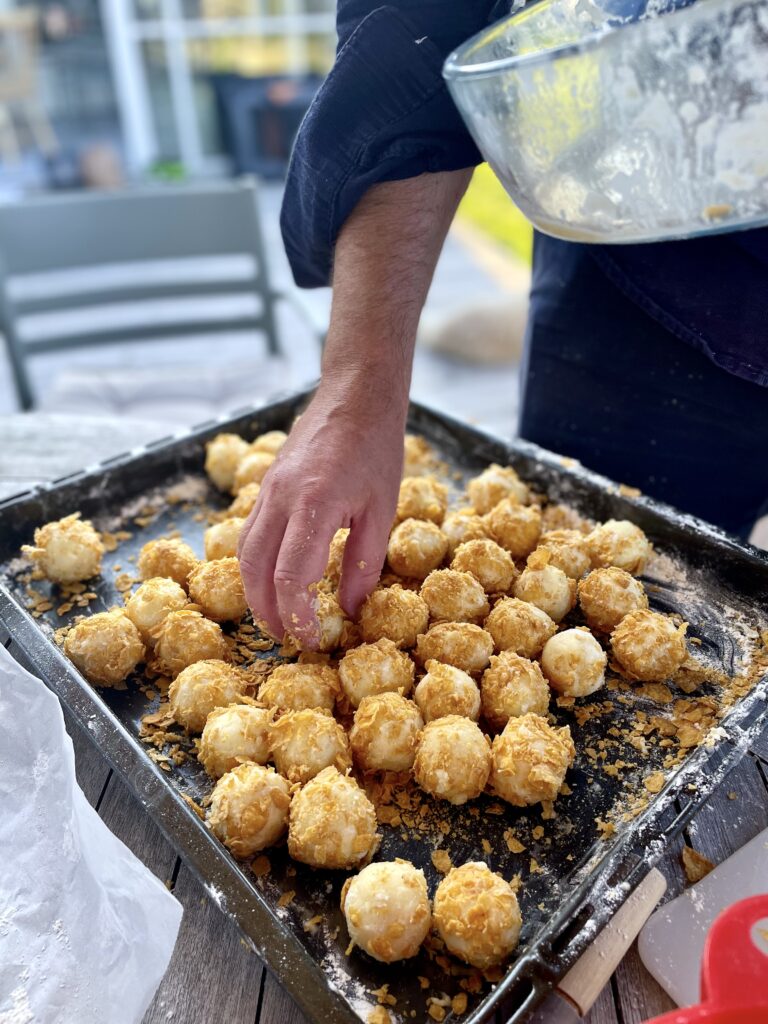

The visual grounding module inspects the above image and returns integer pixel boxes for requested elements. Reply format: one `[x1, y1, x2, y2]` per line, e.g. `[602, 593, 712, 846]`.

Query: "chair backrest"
[0, 178, 280, 407]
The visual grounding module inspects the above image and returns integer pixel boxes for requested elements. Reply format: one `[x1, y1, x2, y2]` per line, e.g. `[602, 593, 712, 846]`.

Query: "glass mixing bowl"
[444, 0, 768, 243]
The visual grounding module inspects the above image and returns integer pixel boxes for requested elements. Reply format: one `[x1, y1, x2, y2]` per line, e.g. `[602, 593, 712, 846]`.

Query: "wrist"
[317, 360, 410, 426]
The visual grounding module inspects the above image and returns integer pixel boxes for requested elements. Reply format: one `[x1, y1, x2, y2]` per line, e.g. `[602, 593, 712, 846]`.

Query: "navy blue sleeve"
[280, 2, 498, 288]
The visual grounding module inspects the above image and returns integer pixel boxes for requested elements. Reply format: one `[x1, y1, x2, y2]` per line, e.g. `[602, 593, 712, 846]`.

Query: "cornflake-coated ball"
[387, 518, 448, 580]
[484, 597, 557, 658]
[153, 609, 229, 677]
[490, 713, 575, 806]
[358, 585, 429, 648]
[137, 537, 198, 589]
[208, 763, 290, 858]
[290, 590, 346, 652]
[451, 538, 517, 594]
[350, 692, 424, 772]
[416, 621, 494, 676]
[541, 628, 607, 697]
[204, 433, 249, 492]
[413, 715, 491, 805]
[578, 567, 649, 634]
[433, 863, 522, 969]
[232, 450, 275, 494]
[467, 463, 529, 514]
[441, 509, 489, 558]
[64, 609, 145, 686]
[396, 476, 448, 524]
[204, 517, 245, 561]
[228, 481, 261, 518]
[481, 652, 550, 731]
[187, 556, 247, 622]
[124, 576, 188, 643]
[23, 512, 104, 584]
[537, 529, 592, 580]
[198, 703, 273, 778]
[250, 430, 287, 456]
[485, 499, 542, 559]
[339, 637, 415, 707]
[587, 519, 651, 575]
[325, 528, 350, 584]
[403, 434, 436, 478]
[270, 708, 351, 784]
[258, 661, 340, 713]
[288, 766, 380, 869]
[341, 860, 431, 962]
[414, 660, 480, 722]
[168, 659, 248, 732]
[513, 558, 577, 623]
[611, 609, 688, 681]
[420, 568, 490, 625]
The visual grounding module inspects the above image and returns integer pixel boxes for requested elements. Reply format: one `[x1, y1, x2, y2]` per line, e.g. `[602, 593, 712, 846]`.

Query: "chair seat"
[43, 355, 298, 425]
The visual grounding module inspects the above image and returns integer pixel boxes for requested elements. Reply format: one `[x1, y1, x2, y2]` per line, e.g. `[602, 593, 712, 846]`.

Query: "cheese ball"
[208, 763, 290, 858]
[416, 621, 494, 676]
[250, 430, 287, 456]
[451, 538, 517, 594]
[541, 628, 607, 697]
[350, 692, 424, 772]
[270, 708, 351, 785]
[187, 556, 247, 622]
[387, 518, 448, 580]
[490, 713, 575, 806]
[403, 434, 437, 477]
[467, 463, 529, 514]
[137, 538, 198, 589]
[23, 512, 104, 584]
[168, 659, 248, 732]
[537, 529, 592, 580]
[258, 661, 340, 713]
[204, 517, 245, 561]
[578, 567, 649, 633]
[481, 652, 550, 731]
[341, 861, 431, 962]
[587, 519, 651, 575]
[441, 509, 489, 558]
[414, 660, 481, 722]
[358, 585, 429, 648]
[228, 482, 261, 518]
[338, 637, 414, 707]
[413, 715, 491, 805]
[64, 608, 145, 686]
[325, 527, 350, 584]
[232, 450, 275, 494]
[433, 863, 522, 969]
[420, 569, 490, 625]
[610, 610, 688, 681]
[288, 766, 380, 869]
[291, 590, 346, 652]
[204, 432, 249, 492]
[484, 597, 557, 658]
[396, 476, 448, 524]
[124, 577, 188, 643]
[485, 500, 542, 559]
[198, 703, 273, 778]
[153, 609, 229, 677]
[513, 561, 577, 623]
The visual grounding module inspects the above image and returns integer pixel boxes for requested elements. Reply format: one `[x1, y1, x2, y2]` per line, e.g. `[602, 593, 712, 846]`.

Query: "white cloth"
[0, 644, 182, 1024]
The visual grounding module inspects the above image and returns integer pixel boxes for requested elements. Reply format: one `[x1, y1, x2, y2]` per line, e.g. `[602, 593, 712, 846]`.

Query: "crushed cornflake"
[682, 846, 715, 884]
[431, 849, 453, 874]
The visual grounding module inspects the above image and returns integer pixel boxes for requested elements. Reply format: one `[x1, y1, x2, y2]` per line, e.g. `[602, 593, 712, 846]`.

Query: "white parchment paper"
[0, 644, 183, 1024]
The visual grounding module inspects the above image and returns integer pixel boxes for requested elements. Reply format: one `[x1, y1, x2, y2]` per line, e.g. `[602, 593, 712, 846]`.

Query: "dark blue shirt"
[280, 1, 768, 388]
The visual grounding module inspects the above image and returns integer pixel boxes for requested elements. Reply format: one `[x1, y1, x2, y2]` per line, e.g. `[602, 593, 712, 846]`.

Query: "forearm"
[318, 168, 473, 421]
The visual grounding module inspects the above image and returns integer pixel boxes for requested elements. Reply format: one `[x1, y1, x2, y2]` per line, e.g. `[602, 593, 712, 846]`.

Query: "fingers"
[238, 500, 286, 641]
[338, 509, 389, 619]
[274, 505, 342, 650]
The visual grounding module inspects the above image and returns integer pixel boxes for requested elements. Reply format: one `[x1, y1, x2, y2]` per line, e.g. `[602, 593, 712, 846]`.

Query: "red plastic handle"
[700, 894, 768, 1009]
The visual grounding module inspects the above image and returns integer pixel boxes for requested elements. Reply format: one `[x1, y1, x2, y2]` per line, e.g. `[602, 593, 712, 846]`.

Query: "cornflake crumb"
[682, 846, 715, 884]
[277, 890, 295, 908]
[251, 855, 271, 877]
[367, 1009, 391, 1024]
[452, 993, 468, 1015]
[372, 984, 397, 1007]
[644, 772, 665, 794]
[431, 849, 453, 874]
[727, 791, 738, 800]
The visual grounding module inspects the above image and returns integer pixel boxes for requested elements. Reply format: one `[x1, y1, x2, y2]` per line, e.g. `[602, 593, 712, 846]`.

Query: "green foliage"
[458, 163, 534, 265]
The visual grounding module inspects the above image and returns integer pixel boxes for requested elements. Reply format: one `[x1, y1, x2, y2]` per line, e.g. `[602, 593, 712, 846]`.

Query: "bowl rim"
[443, 0, 736, 80]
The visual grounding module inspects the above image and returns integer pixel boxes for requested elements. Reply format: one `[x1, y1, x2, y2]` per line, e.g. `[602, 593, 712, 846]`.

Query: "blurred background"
[0, 0, 533, 435]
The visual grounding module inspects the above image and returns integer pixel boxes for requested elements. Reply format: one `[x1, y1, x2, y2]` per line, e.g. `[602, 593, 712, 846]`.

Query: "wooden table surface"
[3, 412, 768, 1024]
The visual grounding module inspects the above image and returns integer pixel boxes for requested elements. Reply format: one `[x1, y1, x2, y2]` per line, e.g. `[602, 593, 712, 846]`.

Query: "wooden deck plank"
[258, 971, 310, 1024]
[584, 980, 620, 1024]
[96, 771, 178, 886]
[685, 754, 768, 863]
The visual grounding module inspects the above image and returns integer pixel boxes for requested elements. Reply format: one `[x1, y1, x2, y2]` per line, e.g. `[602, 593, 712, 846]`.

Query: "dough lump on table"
[513, 557, 577, 622]
[198, 703, 273, 778]
[339, 637, 414, 707]
[420, 568, 490, 624]
[413, 715, 491, 805]
[23, 512, 104, 584]
[258, 661, 340, 713]
[451, 537, 517, 594]
[441, 509, 489, 558]
[350, 692, 424, 772]
[288, 766, 379, 869]
[358, 585, 430, 647]
[490, 712, 575, 806]
[536, 528, 592, 580]
[415, 621, 494, 675]
[610, 609, 687, 681]
[414, 660, 480, 722]
[396, 476, 448, 525]
[387, 518, 448, 579]
[485, 499, 541, 559]
[541, 627, 607, 697]
[204, 433, 249, 492]
[341, 860, 431, 962]
[480, 651, 550, 731]
[578, 566, 648, 634]
[269, 707, 351, 784]
[137, 537, 198, 589]
[187, 556, 247, 622]
[484, 597, 557, 658]
[125, 576, 188, 642]
[153, 609, 229, 676]
[204, 517, 245, 561]
[64, 608, 145, 686]
[467, 463, 529, 514]
[208, 763, 290, 858]
[168, 658, 248, 732]
[587, 519, 651, 575]
[433, 862, 522, 969]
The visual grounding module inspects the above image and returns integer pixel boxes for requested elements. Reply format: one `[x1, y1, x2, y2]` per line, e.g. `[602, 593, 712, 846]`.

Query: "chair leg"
[22, 98, 58, 156]
[1, 320, 35, 410]
[0, 104, 20, 164]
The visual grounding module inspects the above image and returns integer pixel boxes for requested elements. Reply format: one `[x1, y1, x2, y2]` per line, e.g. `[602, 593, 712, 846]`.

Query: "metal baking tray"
[2, 388, 767, 1024]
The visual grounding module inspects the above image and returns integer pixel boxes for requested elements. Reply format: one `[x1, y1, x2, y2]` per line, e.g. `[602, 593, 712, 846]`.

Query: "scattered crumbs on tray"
[251, 855, 271, 877]
[367, 1008, 391, 1024]
[431, 850, 452, 874]
[682, 845, 715, 884]
[277, 890, 296, 909]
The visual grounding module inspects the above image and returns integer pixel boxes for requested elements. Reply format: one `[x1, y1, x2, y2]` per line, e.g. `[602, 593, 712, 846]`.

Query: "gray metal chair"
[0, 178, 314, 410]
